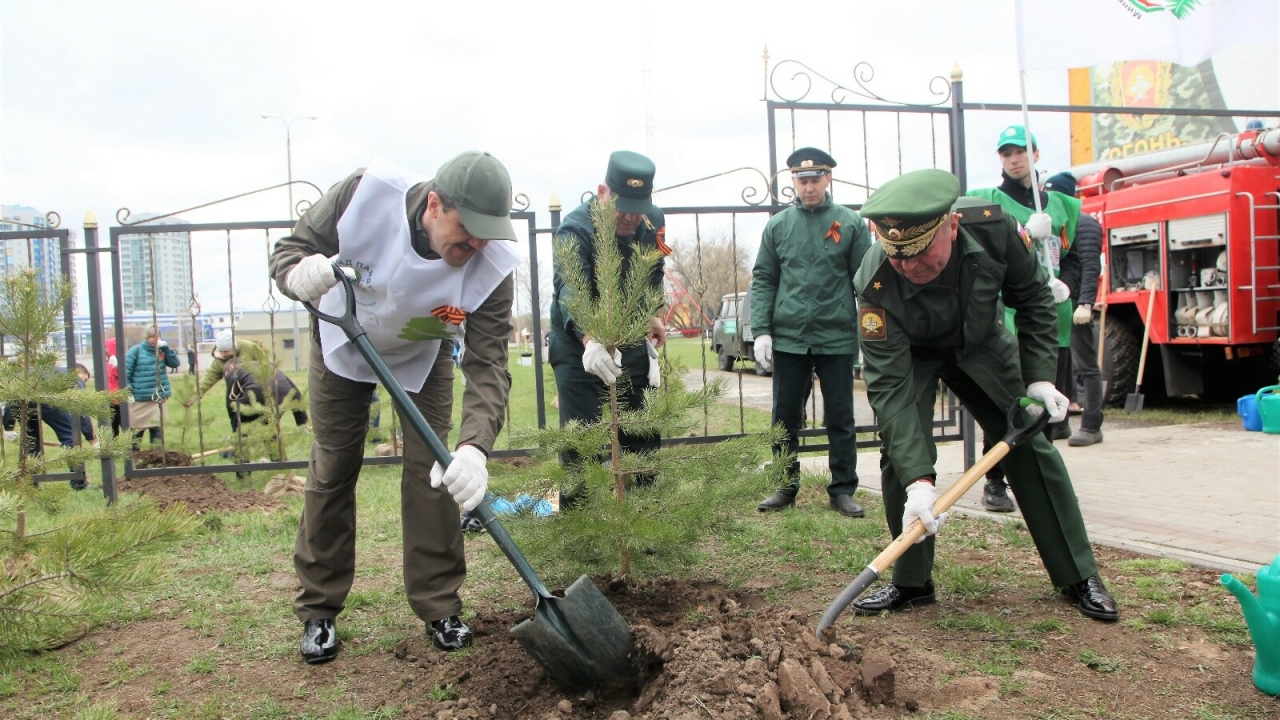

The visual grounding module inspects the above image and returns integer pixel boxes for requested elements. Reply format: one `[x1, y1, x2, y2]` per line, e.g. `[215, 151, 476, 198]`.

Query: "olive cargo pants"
[293, 337, 464, 624]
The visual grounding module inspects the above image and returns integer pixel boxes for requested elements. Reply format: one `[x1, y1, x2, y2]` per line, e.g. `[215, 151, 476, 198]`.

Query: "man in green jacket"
[751, 148, 872, 517]
[850, 168, 1117, 622]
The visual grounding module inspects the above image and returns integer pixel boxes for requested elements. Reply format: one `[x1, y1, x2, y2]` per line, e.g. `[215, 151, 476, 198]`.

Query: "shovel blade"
[1125, 392, 1144, 413]
[510, 575, 634, 692]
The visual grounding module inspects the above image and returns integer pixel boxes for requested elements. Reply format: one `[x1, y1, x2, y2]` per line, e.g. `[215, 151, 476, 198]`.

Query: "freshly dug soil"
[121, 451, 283, 515]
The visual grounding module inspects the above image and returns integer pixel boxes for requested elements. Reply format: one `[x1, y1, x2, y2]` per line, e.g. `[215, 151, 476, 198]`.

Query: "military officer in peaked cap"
[548, 151, 669, 481]
[849, 168, 1118, 621]
[751, 147, 872, 517]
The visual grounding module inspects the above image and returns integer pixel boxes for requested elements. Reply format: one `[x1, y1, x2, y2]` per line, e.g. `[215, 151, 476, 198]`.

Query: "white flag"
[1016, 0, 1279, 71]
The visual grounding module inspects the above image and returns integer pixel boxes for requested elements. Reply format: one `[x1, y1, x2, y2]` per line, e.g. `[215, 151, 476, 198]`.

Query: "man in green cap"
[751, 147, 872, 518]
[549, 150, 668, 477]
[270, 151, 520, 663]
[850, 168, 1118, 622]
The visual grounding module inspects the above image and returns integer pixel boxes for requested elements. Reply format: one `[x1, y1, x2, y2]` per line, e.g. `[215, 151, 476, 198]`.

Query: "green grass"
[1078, 648, 1125, 673]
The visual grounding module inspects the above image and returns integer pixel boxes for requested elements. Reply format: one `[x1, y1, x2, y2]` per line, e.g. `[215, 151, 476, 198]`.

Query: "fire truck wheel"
[717, 351, 734, 372]
[1103, 318, 1141, 408]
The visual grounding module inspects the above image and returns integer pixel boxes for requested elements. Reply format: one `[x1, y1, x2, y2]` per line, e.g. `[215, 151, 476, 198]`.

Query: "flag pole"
[1014, 0, 1044, 214]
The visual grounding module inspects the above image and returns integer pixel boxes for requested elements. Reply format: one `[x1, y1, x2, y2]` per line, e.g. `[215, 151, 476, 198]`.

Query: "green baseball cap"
[604, 150, 658, 216]
[860, 168, 961, 258]
[996, 125, 1037, 151]
[435, 151, 517, 241]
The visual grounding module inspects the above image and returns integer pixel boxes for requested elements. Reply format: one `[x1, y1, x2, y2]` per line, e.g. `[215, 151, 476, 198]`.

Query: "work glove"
[156, 339, 168, 349]
[430, 444, 488, 513]
[754, 334, 773, 372]
[582, 339, 622, 385]
[646, 339, 661, 389]
[1025, 212, 1053, 240]
[1049, 278, 1071, 304]
[286, 254, 355, 304]
[1026, 381, 1070, 423]
[1073, 304, 1093, 325]
[3, 430, 16, 443]
[902, 480, 949, 544]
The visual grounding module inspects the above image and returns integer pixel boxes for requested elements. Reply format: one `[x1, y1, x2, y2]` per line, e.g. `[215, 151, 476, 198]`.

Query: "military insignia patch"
[1017, 222, 1032, 249]
[627, 178, 644, 188]
[859, 308, 887, 340]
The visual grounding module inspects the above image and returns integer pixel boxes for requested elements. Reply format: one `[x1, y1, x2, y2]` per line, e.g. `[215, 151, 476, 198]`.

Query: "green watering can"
[1222, 553, 1280, 696]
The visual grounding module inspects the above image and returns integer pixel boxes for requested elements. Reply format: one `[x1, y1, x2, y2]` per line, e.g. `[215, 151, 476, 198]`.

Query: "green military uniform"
[750, 148, 872, 500]
[549, 151, 666, 462]
[270, 163, 514, 627]
[855, 169, 1098, 590]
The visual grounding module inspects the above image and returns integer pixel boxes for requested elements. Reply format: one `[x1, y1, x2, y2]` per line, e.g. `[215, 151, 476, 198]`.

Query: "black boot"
[460, 510, 483, 534]
[829, 494, 865, 517]
[429, 616, 473, 651]
[982, 478, 1015, 513]
[757, 488, 797, 512]
[852, 582, 936, 615]
[300, 619, 340, 664]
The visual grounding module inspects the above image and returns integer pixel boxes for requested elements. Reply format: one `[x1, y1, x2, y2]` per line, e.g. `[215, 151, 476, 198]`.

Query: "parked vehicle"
[1068, 127, 1280, 404]
[710, 291, 768, 375]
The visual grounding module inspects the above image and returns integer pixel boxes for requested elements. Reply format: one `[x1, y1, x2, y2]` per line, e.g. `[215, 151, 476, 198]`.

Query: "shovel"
[816, 398, 1049, 638]
[304, 266, 634, 693]
[1125, 276, 1159, 413]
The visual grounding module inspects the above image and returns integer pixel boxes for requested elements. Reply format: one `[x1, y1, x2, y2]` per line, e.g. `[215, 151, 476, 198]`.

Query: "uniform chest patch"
[860, 308, 887, 340]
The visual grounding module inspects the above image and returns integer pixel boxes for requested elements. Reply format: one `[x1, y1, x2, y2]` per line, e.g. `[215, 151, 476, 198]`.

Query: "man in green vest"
[966, 125, 1080, 511]
[850, 168, 1118, 622]
[751, 147, 872, 518]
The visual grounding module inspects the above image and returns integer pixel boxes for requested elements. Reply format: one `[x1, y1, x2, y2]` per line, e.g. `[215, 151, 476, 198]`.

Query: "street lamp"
[261, 114, 316, 371]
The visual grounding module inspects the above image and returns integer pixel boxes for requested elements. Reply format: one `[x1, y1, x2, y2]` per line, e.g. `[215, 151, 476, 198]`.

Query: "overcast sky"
[2, 1, 1276, 320]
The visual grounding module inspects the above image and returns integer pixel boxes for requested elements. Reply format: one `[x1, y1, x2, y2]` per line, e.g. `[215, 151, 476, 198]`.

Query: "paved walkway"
[690, 368, 1280, 574]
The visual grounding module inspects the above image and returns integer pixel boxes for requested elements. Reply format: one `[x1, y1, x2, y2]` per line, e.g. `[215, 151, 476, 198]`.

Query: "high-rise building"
[0, 204, 78, 315]
[119, 216, 192, 315]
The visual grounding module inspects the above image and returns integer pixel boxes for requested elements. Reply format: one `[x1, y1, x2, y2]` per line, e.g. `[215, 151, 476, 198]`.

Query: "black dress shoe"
[429, 616, 473, 652]
[829, 494, 865, 517]
[460, 510, 483, 534]
[852, 582, 936, 616]
[1061, 575, 1119, 621]
[300, 619, 340, 664]
[981, 479, 1015, 513]
[757, 489, 797, 512]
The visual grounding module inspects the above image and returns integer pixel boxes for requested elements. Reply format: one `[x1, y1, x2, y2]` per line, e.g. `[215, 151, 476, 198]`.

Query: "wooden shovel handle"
[1135, 285, 1157, 389]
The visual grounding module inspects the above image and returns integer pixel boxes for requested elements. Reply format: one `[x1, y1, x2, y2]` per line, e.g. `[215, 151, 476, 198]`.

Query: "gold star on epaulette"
[983, 209, 992, 217]
[873, 281, 882, 290]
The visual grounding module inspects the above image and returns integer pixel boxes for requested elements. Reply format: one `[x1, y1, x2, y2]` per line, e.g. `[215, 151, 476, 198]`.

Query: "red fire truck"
[1068, 127, 1280, 405]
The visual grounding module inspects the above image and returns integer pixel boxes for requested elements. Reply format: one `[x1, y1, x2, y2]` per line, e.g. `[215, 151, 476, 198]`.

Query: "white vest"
[318, 157, 518, 392]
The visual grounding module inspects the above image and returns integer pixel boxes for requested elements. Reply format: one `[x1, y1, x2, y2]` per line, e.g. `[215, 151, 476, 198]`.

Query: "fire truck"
[1066, 127, 1280, 405]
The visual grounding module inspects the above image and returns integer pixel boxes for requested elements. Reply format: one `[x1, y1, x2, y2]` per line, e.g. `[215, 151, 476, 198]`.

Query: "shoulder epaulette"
[858, 259, 896, 304]
[952, 196, 1003, 224]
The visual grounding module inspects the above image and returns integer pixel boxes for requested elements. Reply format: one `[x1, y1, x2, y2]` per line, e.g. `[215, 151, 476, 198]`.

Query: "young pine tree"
[0, 269, 195, 656]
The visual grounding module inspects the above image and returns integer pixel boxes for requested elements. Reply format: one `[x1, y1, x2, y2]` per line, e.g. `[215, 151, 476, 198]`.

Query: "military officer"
[751, 147, 872, 517]
[548, 151, 668, 477]
[850, 168, 1118, 622]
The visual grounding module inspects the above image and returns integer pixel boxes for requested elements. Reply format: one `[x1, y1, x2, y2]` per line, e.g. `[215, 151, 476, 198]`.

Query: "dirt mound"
[120, 451, 284, 515]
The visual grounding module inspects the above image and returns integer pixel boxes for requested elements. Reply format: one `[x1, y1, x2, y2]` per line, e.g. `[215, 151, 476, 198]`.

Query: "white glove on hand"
[754, 334, 773, 372]
[156, 339, 168, 349]
[1073, 304, 1093, 325]
[646, 339, 661, 388]
[582, 340, 622, 385]
[3, 430, 16, 443]
[429, 445, 489, 513]
[286, 254, 354, 303]
[1025, 212, 1053, 240]
[903, 481, 948, 544]
[1027, 381, 1070, 423]
[1049, 278, 1071, 304]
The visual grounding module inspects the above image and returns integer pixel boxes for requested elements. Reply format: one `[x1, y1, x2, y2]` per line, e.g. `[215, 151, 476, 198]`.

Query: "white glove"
[1025, 212, 1052, 240]
[3, 430, 16, 442]
[754, 334, 773, 372]
[582, 340, 622, 385]
[903, 480, 949, 544]
[286, 254, 354, 303]
[430, 445, 489, 512]
[646, 339, 661, 388]
[1027, 381, 1070, 423]
[156, 339, 168, 349]
[1049, 278, 1071, 304]
[1073, 304, 1092, 325]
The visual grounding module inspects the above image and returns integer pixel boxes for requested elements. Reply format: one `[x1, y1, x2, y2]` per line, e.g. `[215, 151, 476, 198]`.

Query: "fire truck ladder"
[1244, 190, 1280, 334]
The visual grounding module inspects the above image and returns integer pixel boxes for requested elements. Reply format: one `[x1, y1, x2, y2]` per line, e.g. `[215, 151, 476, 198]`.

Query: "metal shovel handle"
[816, 398, 1049, 637]
[303, 264, 554, 599]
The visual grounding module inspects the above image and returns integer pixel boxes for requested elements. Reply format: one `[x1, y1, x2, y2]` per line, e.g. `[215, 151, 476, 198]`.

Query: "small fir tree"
[0, 269, 195, 656]
[501, 200, 789, 579]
